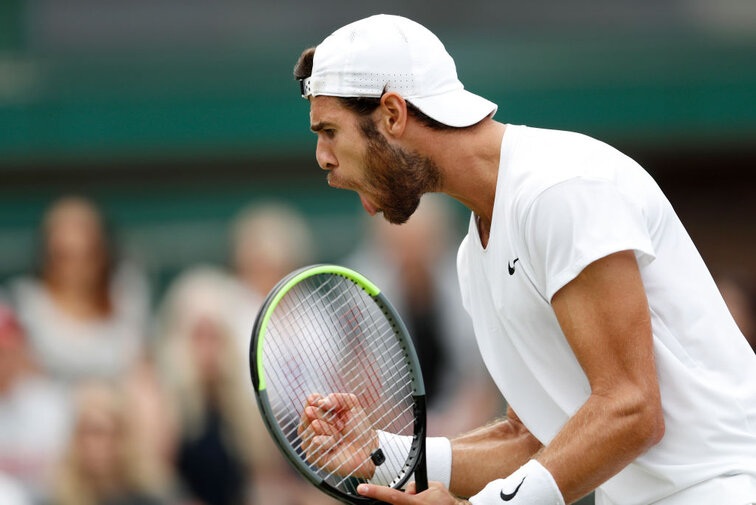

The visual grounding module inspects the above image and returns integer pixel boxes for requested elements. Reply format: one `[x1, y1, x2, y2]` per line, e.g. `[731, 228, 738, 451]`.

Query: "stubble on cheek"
[361, 124, 441, 224]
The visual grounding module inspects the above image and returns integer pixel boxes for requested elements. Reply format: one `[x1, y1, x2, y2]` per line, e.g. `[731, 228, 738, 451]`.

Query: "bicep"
[550, 250, 658, 400]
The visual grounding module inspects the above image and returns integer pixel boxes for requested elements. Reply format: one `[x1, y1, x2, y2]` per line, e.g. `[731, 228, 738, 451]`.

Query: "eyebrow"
[310, 122, 334, 133]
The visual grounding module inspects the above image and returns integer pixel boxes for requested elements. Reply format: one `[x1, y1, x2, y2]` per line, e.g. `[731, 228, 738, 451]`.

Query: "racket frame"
[250, 264, 428, 504]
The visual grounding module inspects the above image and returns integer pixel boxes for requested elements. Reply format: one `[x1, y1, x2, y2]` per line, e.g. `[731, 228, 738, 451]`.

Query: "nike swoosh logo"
[508, 258, 519, 275]
[500, 476, 525, 501]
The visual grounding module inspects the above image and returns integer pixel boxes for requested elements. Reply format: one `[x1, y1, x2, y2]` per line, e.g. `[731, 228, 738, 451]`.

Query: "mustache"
[327, 171, 360, 192]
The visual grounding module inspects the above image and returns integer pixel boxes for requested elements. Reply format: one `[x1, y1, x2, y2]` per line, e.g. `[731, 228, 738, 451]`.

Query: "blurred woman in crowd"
[52, 381, 166, 505]
[0, 303, 70, 504]
[10, 196, 150, 384]
[227, 201, 315, 353]
[346, 195, 504, 436]
[155, 266, 296, 505]
[226, 205, 341, 505]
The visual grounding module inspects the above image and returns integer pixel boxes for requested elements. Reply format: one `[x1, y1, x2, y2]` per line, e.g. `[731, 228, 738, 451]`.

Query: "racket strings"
[271, 357, 410, 449]
[262, 274, 417, 494]
[290, 391, 415, 479]
[264, 281, 400, 431]
[270, 312, 412, 443]
[297, 385, 415, 470]
[324, 403, 416, 484]
[268, 276, 411, 412]
[272, 341, 408, 440]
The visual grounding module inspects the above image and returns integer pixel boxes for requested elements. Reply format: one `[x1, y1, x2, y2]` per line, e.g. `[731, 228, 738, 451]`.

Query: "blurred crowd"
[0, 194, 510, 505]
[1, 195, 753, 505]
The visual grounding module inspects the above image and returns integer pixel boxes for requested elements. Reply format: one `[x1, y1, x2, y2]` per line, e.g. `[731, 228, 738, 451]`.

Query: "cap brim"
[408, 89, 497, 128]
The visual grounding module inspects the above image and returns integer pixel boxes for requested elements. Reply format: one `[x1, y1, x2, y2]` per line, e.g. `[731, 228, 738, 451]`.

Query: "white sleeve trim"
[522, 177, 657, 302]
[546, 244, 656, 301]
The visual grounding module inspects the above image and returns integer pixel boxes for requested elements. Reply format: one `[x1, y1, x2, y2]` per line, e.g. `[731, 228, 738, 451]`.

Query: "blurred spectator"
[9, 196, 150, 385]
[155, 266, 297, 505]
[51, 381, 167, 505]
[227, 202, 315, 353]
[121, 357, 180, 504]
[346, 195, 504, 436]
[716, 273, 756, 352]
[0, 303, 71, 504]
[226, 205, 341, 505]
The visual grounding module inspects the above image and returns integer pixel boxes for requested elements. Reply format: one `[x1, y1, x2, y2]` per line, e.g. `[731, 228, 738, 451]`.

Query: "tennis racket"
[249, 264, 428, 504]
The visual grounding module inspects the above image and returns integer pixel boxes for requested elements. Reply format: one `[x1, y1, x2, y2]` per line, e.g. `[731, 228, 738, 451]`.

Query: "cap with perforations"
[300, 14, 497, 128]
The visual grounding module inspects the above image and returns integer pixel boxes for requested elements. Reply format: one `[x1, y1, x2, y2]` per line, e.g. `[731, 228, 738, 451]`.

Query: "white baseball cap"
[300, 14, 497, 128]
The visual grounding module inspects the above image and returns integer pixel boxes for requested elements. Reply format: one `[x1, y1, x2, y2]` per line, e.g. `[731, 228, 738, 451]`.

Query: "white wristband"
[369, 431, 452, 489]
[469, 460, 564, 505]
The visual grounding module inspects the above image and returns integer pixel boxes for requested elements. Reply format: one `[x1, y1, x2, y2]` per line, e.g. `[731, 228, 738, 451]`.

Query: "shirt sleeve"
[523, 177, 656, 301]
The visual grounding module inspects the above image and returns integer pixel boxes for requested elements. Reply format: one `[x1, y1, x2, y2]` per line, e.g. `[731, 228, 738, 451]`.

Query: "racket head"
[249, 264, 427, 504]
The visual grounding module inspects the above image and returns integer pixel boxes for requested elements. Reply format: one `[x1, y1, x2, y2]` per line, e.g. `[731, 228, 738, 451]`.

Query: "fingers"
[303, 434, 339, 464]
[299, 393, 344, 440]
[357, 484, 415, 505]
[298, 393, 323, 436]
[357, 482, 456, 505]
[300, 406, 346, 453]
[404, 481, 444, 495]
[298, 392, 361, 439]
[300, 412, 340, 452]
[302, 434, 372, 477]
[320, 392, 361, 412]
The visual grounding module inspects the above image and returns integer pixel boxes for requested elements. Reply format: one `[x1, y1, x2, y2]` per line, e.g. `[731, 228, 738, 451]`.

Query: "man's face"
[309, 96, 440, 224]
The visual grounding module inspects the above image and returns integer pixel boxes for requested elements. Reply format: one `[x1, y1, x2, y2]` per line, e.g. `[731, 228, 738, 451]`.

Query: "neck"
[46, 280, 111, 319]
[420, 120, 507, 233]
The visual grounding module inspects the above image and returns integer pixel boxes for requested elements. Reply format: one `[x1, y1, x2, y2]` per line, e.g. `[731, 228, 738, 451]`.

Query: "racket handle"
[413, 395, 428, 492]
[413, 425, 428, 492]
[414, 447, 429, 492]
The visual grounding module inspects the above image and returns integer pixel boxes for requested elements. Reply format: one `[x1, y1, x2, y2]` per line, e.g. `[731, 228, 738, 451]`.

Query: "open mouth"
[325, 172, 380, 216]
[326, 172, 342, 189]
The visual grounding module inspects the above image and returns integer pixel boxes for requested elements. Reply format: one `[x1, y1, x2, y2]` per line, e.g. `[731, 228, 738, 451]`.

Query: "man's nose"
[316, 139, 336, 170]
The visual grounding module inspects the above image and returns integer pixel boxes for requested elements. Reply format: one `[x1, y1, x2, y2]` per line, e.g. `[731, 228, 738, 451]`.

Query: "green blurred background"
[1, 0, 755, 293]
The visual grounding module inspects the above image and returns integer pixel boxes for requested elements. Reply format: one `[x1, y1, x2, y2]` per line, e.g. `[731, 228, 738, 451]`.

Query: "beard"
[359, 118, 442, 225]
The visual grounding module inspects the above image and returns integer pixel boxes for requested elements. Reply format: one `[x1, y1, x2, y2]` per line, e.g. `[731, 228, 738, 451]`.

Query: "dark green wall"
[2, 36, 755, 168]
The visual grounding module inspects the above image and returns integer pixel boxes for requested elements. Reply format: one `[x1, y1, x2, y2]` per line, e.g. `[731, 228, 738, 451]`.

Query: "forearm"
[449, 415, 543, 498]
[536, 388, 664, 503]
[535, 250, 665, 503]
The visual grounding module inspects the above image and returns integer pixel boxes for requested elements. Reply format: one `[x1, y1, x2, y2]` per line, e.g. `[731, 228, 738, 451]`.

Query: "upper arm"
[521, 177, 661, 407]
[550, 250, 662, 416]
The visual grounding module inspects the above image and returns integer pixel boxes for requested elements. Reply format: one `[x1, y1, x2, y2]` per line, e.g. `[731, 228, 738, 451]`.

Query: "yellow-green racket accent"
[255, 265, 380, 391]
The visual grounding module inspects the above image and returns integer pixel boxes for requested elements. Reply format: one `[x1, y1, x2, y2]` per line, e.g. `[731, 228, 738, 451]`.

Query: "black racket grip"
[414, 438, 428, 492]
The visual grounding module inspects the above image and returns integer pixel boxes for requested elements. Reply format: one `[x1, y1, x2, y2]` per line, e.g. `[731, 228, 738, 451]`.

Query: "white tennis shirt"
[457, 125, 756, 505]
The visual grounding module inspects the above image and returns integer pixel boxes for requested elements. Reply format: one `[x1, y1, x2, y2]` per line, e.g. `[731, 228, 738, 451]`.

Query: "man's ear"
[378, 92, 408, 138]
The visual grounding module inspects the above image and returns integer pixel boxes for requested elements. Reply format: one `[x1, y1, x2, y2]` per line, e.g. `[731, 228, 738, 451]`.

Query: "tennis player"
[295, 14, 756, 505]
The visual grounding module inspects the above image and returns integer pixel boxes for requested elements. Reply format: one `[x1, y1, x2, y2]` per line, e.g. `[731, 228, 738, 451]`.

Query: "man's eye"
[324, 129, 335, 137]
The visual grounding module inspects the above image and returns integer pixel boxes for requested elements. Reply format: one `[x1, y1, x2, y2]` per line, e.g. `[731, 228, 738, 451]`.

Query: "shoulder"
[501, 125, 647, 222]
[7, 276, 44, 301]
[6, 276, 50, 321]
